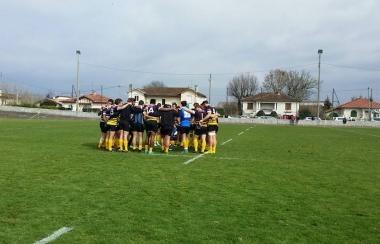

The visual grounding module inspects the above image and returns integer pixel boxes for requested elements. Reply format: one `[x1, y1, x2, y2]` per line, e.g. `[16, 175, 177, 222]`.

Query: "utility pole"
[317, 49, 323, 121]
[226, 87, 228, 104]
[76, 50, 81, 113]
[368, 87, 371, 121]
[208, 74, 212, 104]
[194, 84, 198, 105]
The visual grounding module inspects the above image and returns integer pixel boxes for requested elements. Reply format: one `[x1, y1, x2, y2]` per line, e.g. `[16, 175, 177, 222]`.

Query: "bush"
[270, 111, 278, 118]
[256, 110, 265, 116]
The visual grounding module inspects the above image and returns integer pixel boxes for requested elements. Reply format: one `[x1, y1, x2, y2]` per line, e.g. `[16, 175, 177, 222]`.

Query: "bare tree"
[222, 101, 239, 115]
[262, 69, 318, 101]
[262, 69, 288, 92]
[228, 73, 259, 115]
[143, 80, 166, 88]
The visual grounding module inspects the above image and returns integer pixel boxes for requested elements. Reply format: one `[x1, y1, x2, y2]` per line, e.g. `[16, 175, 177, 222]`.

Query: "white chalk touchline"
[238, 132, 244, 135]
[221, 139, 232, 145]
[184, 153, 205, 165]
[34, 227, 73, 244]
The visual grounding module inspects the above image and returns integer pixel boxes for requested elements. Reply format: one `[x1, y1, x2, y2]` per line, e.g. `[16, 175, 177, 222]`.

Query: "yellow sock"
[138, 145, 142, 150]
[183, 139, 188, 149]
[145, 145, 149, 151]
[201, 141, 206, 152]
[149, 147, 153, 152]
[123, 140, 128, 151]
[161, 145, 165, 151]
[108, 139, 113, 151]
[119, 139, 123, 150]
[193, 139, 198, 152]
[165, 147, 169, 153]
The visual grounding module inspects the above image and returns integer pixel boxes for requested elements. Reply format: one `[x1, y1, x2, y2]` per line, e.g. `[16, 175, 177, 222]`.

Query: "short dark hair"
[115, 98, 123, 105]
[181, 101, 187, 106]
[150, 99, 156, 104]
[201, 100, 208, 105]
[138, 100, 144, 105]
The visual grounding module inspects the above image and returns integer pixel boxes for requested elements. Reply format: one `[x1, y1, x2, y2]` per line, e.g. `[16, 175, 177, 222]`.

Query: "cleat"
[161, 150, 165, 153]
[132, 149, 136, 153]
[199, 151, 204, 154]
[204, 151, 213, 154]
[138, 150, 143, 153]
[193, 151, 198, 153]
[148, 151, 154, 155]
[144, 150, 149, 153]
[182, 149, 188, 153]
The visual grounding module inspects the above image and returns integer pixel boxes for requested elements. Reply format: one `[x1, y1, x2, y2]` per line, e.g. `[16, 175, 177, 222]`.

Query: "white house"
[38, 91, 111, 112]
[0, 89, 17, 105]
[326, 98, 380, 121]
[127, 87, 207, 107]
[241, 91, 299, 118]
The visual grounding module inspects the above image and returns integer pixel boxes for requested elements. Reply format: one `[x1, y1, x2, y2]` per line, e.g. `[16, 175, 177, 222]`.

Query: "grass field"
[0, 119, 379, 243]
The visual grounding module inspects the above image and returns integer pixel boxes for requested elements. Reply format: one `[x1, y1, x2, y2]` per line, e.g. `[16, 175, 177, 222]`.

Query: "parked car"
[258, 116, 274, 119]
[304, 117, 321, 121]
[333, 117, 346, 121]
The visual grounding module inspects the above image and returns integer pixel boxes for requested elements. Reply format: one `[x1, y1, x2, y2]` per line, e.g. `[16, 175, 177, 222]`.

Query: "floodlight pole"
[76, 50, 81, 113]
[317, 49, 323, 121]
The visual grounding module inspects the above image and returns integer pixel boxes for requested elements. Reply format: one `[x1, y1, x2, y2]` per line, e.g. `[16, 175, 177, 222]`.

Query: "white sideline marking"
[221, 139, 232, 145]
[34, 227, 73, 244]
[238, 132, 244, 135]
[184, 153, 205, 165]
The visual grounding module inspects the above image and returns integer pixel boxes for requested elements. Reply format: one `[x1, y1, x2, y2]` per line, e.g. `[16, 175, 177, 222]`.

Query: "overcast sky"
[1, 0, 379, 105]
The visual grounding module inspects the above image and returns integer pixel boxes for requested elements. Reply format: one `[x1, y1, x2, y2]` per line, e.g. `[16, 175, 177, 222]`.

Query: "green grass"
[0, 119, 379, 243]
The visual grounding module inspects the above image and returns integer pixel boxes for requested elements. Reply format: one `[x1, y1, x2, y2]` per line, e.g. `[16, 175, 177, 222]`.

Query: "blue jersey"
[180, 108, 192, 127]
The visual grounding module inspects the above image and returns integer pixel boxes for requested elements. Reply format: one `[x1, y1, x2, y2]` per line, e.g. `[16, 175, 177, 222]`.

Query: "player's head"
[181, 101, 187, 107]
[107, 99, 114, 104]
[201, 100, 209, 106]
[138, 100, 144, 105]
[150, 98, 156, 104]
[115, 98, 123, 105]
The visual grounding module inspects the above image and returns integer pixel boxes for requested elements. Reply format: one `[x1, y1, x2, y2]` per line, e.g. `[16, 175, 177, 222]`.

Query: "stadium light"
[317, 49, 323, 121]
[76, 50, 81, 113]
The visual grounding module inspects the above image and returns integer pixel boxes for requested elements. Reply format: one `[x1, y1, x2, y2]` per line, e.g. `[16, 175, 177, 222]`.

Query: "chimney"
[277, 89, 281, 95]
[92, 90, 96, 95]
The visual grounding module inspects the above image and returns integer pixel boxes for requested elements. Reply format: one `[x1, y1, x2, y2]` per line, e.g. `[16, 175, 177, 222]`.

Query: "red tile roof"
[326, 98, 380, 112]
[242, 92, 298, 102]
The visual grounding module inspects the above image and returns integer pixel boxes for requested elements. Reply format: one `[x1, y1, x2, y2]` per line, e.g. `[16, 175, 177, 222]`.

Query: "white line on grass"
[331, 127, 380, 138]
[221, 139, 232, 145]
[238, 132, 244, 135]
[183, 153, 205, 165]
[34, 227, 73, 244]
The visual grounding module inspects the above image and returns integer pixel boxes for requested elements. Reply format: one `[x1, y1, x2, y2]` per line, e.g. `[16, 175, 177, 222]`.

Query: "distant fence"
[1, 105, 380, 127]
[217, 118, 380, 127]
[0, 105, 99, 119]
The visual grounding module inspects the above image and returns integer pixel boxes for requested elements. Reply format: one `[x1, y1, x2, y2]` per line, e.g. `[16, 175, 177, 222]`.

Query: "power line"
[81, 62, 318, 76]
[323, 63, 380, 72]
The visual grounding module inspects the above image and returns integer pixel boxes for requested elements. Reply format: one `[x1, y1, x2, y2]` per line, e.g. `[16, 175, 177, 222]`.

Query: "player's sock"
[123, 140, 128, 151]
[193, 139, 198, 152]
[201, 141, 206, 152]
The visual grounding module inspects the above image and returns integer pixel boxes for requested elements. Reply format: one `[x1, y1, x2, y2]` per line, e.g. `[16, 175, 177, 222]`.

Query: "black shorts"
[178, 126, 190, 135]
[190, 124, 196, 131]
[207, 125, 218, 132]
[119, 120, 131, 131]
[161, 125, 174, 137]
[145, 120, 158, 133]
[195, 126, 207, 136]
[131, 123, 145, 132]
[107, 124, 118, 132]
[100, 121, 108, 133]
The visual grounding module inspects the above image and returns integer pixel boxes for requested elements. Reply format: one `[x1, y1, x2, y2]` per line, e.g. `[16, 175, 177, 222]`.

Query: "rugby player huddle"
[98, 98, 220, 154]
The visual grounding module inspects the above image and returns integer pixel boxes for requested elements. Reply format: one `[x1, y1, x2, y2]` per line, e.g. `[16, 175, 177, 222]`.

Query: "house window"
[247, 103, 253, 110]
[162, 98, 166, 105]
[134, 95, 139, 102]
[285, 103, 291, 110]
[350, 110, 357, 118]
